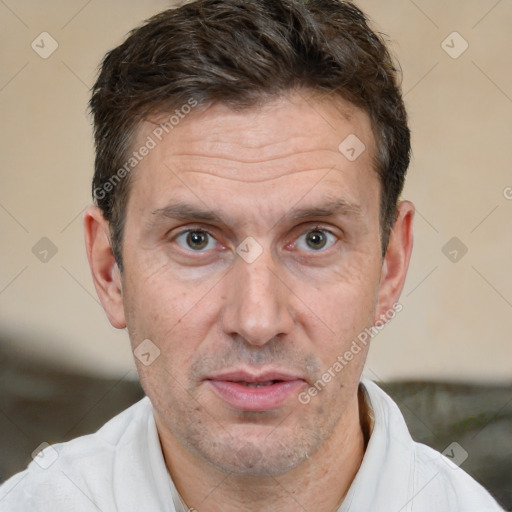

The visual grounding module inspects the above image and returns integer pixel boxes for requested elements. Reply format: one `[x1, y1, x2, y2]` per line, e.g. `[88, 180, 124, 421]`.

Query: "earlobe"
[374, 200, 414, 323]
[84, 206, 126, 329]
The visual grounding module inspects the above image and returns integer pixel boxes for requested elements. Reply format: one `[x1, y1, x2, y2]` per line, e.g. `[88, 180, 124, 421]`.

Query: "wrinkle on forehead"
[163, 134, 351, 177]
[136, 93, 374, 172]
[178, 162, 345, 184]
[128, 93, 377, 217]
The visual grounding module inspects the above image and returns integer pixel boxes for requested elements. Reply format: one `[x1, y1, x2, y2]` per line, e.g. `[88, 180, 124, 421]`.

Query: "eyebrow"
[285, 198, 363, 222]
[150, 202, 222, 224]
[147, 198, 362, 228]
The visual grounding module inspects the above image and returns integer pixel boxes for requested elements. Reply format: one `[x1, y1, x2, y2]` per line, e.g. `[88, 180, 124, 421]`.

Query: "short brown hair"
[90, 0, 410, 271]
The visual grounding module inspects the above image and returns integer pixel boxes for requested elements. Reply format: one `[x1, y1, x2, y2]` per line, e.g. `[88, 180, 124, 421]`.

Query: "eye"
[295, 228, 337, 252]
[175, 230, 217, 251]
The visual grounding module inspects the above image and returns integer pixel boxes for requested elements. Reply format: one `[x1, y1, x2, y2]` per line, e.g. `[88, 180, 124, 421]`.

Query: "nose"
[220, 248, 294, 346]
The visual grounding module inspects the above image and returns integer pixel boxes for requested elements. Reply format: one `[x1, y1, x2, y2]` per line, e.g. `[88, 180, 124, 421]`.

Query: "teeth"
[241, 381, 275, 388]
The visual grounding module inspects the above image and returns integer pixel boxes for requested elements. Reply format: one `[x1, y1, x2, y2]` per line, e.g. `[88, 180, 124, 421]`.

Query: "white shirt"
[0, 379, 504, 511]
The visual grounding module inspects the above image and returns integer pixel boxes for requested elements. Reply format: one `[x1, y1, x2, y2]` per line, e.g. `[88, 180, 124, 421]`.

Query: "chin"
[198, 426, 316, 477]
[217, 445, 309, 477]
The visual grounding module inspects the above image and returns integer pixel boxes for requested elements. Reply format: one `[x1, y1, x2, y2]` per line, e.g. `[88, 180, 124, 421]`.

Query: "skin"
[85, 92, 414, 512]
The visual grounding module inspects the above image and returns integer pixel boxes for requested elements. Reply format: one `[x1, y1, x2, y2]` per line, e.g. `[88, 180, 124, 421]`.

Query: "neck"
[159, 387, 370, 512]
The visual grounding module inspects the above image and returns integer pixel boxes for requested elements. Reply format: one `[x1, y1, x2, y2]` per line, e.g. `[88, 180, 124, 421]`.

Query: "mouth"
[235, 380, 281, 388]
[205, 370, 307, 412]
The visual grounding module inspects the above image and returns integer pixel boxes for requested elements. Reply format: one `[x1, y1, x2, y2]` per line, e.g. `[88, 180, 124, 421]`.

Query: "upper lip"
[205, 370, 305, 383]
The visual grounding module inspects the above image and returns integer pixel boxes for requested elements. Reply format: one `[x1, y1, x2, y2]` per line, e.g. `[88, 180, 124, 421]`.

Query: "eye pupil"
[306, 230, 327, 249]
[187, 231, 208, 250]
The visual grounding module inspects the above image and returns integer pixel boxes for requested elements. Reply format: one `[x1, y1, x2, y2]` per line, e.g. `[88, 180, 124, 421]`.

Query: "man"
[0, 0, 504, 510]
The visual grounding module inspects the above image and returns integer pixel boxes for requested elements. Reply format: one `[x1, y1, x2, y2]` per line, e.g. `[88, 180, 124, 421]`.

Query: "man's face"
[104, 93, 398, 475]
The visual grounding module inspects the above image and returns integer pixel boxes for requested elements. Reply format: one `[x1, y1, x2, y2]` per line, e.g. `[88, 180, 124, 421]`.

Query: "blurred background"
[0, 0, 511, 508]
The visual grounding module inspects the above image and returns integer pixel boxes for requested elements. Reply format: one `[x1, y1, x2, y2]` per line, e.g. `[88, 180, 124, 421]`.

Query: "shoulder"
[411, 441, 505, 511]
[0, 397, 153, 512]
[359, 379, 504, 511]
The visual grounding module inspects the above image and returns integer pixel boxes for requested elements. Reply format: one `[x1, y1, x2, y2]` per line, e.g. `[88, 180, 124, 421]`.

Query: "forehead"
[126, 92, 378, 217]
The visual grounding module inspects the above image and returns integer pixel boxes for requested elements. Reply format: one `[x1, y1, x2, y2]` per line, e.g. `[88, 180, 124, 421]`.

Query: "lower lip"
[207, 380, 305, 412]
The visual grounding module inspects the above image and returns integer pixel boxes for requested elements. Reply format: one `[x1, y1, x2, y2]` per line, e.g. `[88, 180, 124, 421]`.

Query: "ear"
[374, 200, 414, 322]
[84, 206, 126, 329]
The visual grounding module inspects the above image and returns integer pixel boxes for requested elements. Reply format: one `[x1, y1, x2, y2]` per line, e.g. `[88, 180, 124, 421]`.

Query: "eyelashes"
[172, 226, 339, 254]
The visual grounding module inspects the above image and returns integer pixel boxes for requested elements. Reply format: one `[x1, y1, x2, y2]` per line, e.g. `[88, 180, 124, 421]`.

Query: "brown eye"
[187, 231, 209, 250]
[295, 228, 336, 252]
[175, 230, 215, 251]
[305, 230, 327, 250]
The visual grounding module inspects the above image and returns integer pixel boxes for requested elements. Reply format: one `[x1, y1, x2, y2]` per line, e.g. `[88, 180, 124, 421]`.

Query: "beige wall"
[1, 0, 511, 382]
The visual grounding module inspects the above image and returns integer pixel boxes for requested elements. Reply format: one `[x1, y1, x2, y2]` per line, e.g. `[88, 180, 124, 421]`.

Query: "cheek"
[292, 266, 379, 382]
[301, 257, 380, 331]
[125, 278, 210, 407]
[125, 264, 204, 330]
[123, 267, 225, 378]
